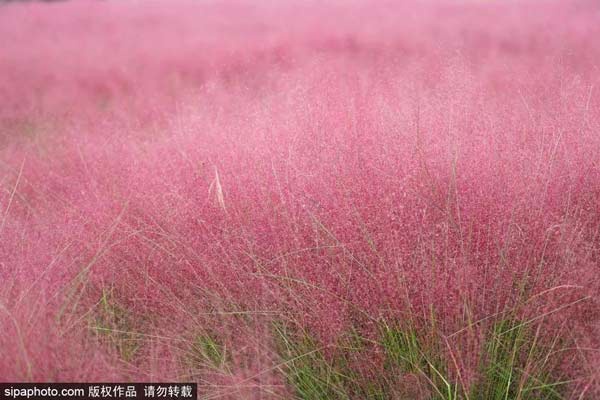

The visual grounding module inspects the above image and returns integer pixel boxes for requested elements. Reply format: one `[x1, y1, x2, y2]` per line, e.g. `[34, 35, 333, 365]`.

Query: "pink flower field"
[0, 0, 599, 398]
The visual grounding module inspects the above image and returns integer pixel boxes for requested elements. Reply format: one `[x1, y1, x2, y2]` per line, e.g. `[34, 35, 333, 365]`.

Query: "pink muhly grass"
[0, 0, 599, 398]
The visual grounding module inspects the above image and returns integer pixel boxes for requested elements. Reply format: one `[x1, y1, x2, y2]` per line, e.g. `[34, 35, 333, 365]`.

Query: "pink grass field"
[0, 0, 599, 398]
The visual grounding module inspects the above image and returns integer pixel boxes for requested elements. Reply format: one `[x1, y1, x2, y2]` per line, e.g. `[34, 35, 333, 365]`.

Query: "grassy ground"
[0, 0, 599, 398]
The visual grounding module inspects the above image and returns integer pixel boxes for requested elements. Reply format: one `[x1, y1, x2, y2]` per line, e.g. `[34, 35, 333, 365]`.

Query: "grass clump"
[273, 322, 352, 400]
[381, 320, 458, 400]
[271, 316, 572, 400]
[188, 332, 229, 372]
[89, 288, 141, 362]
[473, 318, 568, 400]
[381, 317, 570, 400]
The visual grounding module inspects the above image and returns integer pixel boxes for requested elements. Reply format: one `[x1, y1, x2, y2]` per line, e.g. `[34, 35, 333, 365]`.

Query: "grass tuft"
[89, 288, 141, 362]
